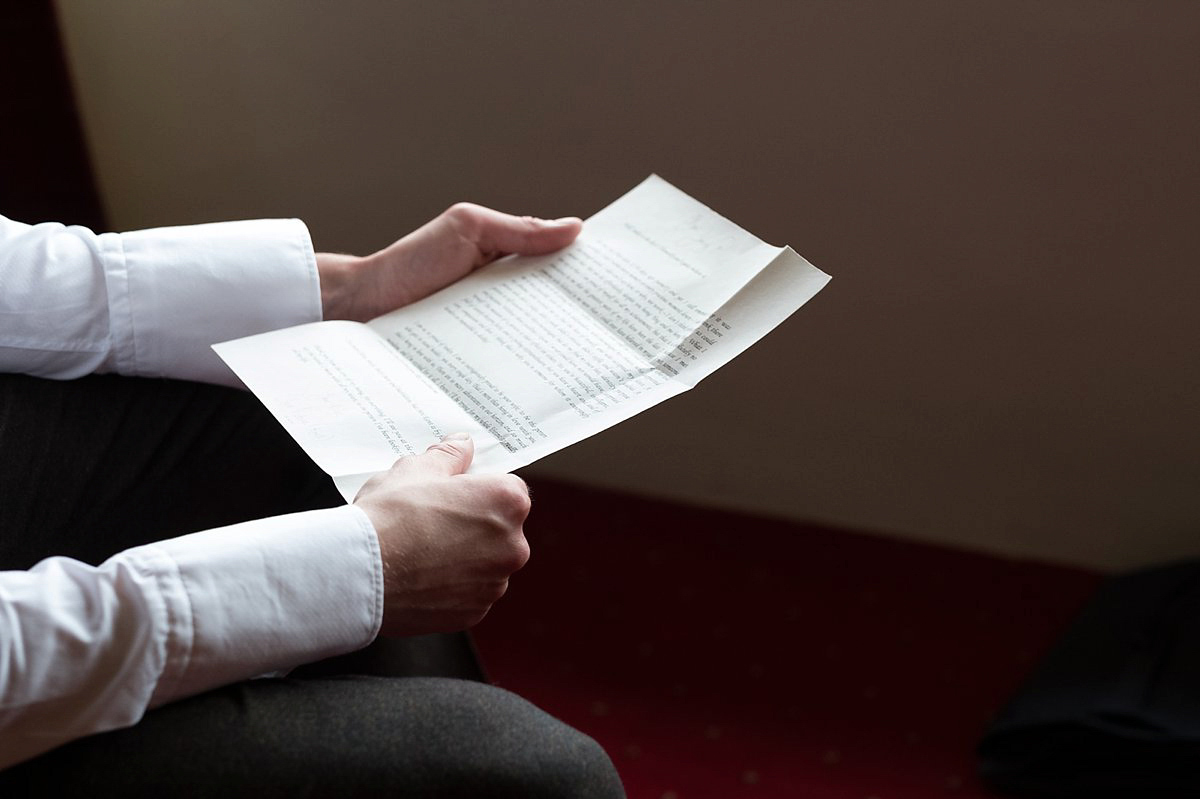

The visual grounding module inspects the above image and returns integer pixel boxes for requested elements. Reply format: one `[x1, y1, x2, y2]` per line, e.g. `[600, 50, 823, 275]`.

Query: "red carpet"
[472, 479, 1100, 798]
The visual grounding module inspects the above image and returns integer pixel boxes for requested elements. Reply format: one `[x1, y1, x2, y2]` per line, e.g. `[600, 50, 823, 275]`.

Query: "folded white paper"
[215, 176, 831, 500]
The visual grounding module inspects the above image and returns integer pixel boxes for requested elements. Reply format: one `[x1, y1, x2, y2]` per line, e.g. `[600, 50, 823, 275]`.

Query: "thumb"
[396, 432, 475, 477]
[463, 205, 583, 257]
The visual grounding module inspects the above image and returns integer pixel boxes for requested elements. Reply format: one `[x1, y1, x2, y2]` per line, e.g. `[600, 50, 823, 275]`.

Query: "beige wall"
[55, 1, 1200, 571]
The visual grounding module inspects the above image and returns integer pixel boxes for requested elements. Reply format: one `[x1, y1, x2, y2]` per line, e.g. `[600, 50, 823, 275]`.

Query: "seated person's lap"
[0, 373, 624, 797]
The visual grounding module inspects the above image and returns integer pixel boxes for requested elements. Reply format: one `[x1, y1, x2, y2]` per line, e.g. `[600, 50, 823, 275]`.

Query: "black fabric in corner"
[979, 560, 1200, 798]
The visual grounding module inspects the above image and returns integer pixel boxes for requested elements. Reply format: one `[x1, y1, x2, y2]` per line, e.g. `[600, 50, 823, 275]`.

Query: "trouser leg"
[0, 372, 341, 569]
[0, 676, 624, 798]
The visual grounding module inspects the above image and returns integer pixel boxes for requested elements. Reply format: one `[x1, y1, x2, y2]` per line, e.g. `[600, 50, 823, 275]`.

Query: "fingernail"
[443, 431, 470, 441]
[547, 216, 581, 226]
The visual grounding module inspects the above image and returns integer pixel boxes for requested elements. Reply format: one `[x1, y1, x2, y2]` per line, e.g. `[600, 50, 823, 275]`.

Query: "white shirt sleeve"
[0, 213, 321, 385]
[0, 506, 383, 770]
[0, 214, 385, 769]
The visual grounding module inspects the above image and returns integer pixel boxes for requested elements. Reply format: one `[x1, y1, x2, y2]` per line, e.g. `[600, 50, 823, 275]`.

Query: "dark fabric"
[0, 372, 341, 569]
[979, 560, 1200, 798]
[0, 372, 622, 796]
[1, 676, 621, 798]
[291, 633, 487, 683]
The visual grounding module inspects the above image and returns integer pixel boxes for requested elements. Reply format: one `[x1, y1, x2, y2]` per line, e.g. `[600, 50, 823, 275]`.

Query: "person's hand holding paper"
[316, 204, 582, 322]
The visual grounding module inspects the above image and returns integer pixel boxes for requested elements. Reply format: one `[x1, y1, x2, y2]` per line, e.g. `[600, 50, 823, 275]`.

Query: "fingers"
[391, 432, 475, 478]
[444, 202, 582, 259]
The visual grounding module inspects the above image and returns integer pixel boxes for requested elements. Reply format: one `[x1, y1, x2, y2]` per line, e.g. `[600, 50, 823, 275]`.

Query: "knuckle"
[445, 201, 477, 217]
[508, 535, 531, 572]
[492, 475, 531, 519]
[488, 529, 528, 574]
[424, 441, 462, 459]
[443, 202, 481, 233]
[485, 579, 510, 604]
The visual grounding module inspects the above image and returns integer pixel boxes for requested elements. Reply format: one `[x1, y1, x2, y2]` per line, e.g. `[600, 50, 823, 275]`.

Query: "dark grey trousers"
[0, 373, 623, 797]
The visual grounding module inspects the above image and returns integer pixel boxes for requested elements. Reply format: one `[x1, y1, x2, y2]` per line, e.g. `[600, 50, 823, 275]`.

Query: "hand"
[318, 203, 582, 321]
[353, 433, 531, 637]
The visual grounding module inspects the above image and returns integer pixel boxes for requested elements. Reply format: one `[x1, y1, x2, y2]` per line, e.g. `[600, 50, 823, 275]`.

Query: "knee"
[416, 678, 625, 798]
[524, 705, 625, 799]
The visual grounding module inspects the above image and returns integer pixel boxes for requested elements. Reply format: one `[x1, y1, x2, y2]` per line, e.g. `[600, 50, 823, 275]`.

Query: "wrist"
[315, 252, 364, 321]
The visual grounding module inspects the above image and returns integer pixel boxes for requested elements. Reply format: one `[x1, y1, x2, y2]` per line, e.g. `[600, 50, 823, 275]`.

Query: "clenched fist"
[353, 433, 531, 637]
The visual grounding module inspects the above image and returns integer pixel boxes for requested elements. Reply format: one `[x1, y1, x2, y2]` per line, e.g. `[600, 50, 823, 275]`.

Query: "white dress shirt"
[0, 214, 384, 769]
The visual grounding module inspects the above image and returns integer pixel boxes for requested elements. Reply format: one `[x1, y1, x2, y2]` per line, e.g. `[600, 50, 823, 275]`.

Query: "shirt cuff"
[145, 504, 383, 706]
[105, 218, 322, 386]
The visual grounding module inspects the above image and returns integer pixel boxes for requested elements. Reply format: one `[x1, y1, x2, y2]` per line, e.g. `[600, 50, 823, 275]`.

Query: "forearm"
[0, 505, 382, 770]
[0, 214, 322, 386]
